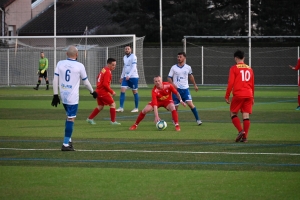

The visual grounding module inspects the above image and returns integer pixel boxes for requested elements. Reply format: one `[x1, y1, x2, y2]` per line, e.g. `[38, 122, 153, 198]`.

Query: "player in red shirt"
[86, 58, 121, 125]
[289, 58, 300, 110]
[225, 50, 254, 143]
[129, 76, 186, 131]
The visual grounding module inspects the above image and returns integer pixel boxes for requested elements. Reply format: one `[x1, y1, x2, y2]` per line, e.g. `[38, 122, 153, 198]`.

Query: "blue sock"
[191, 107, 200, 121]
[63, 120, 74, 144]
[134, 93, 139, 108]
[120, 92, 125, 108]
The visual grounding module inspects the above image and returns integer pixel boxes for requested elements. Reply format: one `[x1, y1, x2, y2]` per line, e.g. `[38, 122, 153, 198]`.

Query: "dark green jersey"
[39, 58, 48, 70]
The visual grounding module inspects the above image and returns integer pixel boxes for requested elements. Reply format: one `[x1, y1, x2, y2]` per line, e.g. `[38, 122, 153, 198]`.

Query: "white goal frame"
[0, 35, 148, 87]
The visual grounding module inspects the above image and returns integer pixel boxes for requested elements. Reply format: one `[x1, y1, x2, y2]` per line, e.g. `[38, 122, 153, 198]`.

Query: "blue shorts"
[121, 77, 139, 90]
[172, 88, 192, 105]
[63, 104, 78, 118]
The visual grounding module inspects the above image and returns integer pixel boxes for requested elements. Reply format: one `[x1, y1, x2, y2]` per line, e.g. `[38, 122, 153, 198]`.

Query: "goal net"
[0, 35, 147, 87]
[183, 36, 300, 86]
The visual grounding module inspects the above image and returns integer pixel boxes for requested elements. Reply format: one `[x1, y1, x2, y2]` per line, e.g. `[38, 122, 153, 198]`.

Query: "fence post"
[7, 49, 9, 86]
[201, 46, 204, 85]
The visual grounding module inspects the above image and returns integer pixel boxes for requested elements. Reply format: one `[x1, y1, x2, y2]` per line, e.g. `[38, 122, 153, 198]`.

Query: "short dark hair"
[178, 52, 186, 57]
[234, 50, 244, 59]
[107, 57, 116, 64]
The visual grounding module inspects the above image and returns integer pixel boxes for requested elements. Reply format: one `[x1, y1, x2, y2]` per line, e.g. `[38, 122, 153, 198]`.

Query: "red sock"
[243, 119, 250, 138]
[298, 95, 300, 106]
[171, 110, 179, 125]
[135, 112, 146, 125]
[231, 116, 242, 132]
[88, 108, 100, 119]
[110, 108, 116, 122]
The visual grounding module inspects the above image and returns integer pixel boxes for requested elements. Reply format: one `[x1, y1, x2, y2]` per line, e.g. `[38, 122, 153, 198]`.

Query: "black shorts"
[38, 70, 48, 78]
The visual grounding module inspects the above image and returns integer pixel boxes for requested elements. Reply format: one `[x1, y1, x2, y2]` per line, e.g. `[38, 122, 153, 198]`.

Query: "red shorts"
[148, 100, 174, 109]
[230, 96, 253, 114]
[97, 94, 114, 106]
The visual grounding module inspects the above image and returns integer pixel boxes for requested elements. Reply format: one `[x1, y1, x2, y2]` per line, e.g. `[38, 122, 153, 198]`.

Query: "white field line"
[0, 148, 299, 156]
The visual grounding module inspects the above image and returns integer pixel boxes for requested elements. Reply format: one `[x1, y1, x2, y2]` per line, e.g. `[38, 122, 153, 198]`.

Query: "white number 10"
[240, 70, 251, 81]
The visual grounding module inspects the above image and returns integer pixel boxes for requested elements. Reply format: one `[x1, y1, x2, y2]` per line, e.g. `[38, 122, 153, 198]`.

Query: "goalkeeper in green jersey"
[33, 52, 49, 90]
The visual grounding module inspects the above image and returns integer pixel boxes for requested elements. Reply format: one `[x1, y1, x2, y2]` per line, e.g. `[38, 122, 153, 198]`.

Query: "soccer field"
[0, 86, 299, 199]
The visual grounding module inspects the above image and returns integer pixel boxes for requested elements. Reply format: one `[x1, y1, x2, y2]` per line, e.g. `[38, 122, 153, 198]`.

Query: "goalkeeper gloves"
[41, 69, 45, 74]
[51, 95, 60, 107]
[90, 91, 98, 99]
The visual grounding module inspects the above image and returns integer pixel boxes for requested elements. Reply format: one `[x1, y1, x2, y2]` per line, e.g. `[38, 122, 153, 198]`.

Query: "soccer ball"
[156, 120, 167, 130]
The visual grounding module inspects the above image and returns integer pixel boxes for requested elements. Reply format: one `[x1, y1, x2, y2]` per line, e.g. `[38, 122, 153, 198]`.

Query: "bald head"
[67, 46, 78, 59]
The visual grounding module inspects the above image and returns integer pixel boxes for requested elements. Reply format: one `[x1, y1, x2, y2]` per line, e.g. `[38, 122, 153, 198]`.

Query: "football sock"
[231, 115, 243, 132]
[110, 107, 116, 122]
[88, 108, 100, 119]
[36, 80, 41, 88]
[298, 95, 300, 106]
[120, 92, 125, 108]
[243, 118, 250, 138]
[46, 80, 49, 89]
[191, 107, 200, 121]
[135, 112, 146, 125]
[171, 110, 179, 124]
[63, 120, 74, 145]
[134, 93, 139, 108]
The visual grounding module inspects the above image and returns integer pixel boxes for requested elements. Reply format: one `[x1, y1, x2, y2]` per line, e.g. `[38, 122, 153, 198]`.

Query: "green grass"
[0, 86, 300, 200]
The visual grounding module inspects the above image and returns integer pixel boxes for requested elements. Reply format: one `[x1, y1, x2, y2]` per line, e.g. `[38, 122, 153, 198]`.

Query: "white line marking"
[0, 148, 299, 156]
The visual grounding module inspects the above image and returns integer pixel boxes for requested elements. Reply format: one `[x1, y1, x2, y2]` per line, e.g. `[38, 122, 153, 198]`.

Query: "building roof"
[18, 0, 115, 36]
[0, 0, 16, 8]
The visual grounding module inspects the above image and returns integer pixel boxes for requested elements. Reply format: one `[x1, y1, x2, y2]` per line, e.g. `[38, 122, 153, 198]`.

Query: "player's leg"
[108, 97, 121, 125]
[230, 97, 245, 142]
[61, 104, 78, 151]
[33, 76, 42, 90]
[87, 97, 103, 124]
[129, 78, 139, 112]
[45, 71, 49, 90]
[129, 103, 153, 130]
[296, 84, 300, 110]
[240, 97, 253, 142]
[166, 102, 180, 131]
[180, 89, 202, 125]
[117, 78, 128, 112]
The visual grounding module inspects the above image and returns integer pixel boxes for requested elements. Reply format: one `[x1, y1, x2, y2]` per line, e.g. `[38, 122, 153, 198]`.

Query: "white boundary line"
[1, 148, 299, 156]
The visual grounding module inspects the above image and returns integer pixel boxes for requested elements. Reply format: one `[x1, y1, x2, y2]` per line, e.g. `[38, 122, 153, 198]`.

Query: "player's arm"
[167, 76, 177, 89]
[102, 73, 115, 95]
[151, 90, 160, 122]
[120, 65, 125, 80]
[51, 72, 60, 107]
[170, 84, 186, 107]
[289, 58, 300, 70]
[225, 68, 235, 103]
[188, 74, 198, 92]
[44, 58, 49, 70]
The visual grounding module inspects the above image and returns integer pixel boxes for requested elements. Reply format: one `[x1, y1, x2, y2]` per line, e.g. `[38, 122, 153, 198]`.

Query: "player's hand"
[51, 95, 60, 107]
[41, 69, 45, 74]
[180, 100, 186, 107]
[119, 78, 123, 84]
[155, 116, 161, 123]
[225, 98, 230, 104]
[90, 91, 98, 99]
[126, 76, 130, 80]
[194, 85, 198, 92]
[289, 65, 295, 70]
[111, 92, 116, 97]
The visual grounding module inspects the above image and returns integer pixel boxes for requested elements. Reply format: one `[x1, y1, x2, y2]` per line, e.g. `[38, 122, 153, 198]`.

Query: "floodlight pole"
[54, 0, 56, 69]
[159, 0, 163, 78]
[248, 0, 251, 66]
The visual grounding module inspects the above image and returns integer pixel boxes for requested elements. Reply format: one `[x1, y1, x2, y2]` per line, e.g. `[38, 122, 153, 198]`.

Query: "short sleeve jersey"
[168, 64, 192, 89]
[225, 62, 254, 98]
[96, 66, 114, 96]
[54, 58, 88, 105]
[122, 54, 139, 78]
[151, 82, 178, 106]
